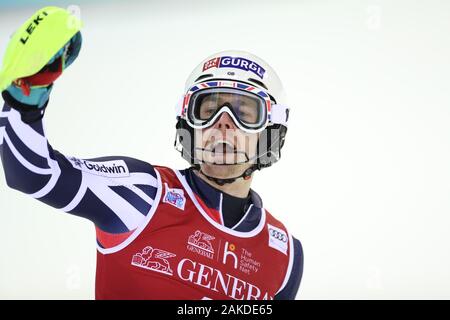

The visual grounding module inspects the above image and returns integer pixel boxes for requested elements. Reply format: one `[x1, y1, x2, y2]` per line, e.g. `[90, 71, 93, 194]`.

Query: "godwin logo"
[67, 156, 130, 178]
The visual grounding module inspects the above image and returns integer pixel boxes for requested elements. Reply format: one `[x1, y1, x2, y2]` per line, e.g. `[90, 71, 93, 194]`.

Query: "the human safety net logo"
[202, 56, 266, 79]
[67, 156, 130, 178]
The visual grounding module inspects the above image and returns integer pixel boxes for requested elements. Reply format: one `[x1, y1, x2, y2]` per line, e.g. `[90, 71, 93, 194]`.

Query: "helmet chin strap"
[192, 163, 258, 186]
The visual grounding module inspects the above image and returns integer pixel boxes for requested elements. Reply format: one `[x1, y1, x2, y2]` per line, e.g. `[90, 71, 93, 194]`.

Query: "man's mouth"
[210, 140, 236, 154]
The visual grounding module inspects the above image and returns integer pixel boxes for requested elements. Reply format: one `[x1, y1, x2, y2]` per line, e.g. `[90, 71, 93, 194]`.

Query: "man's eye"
[201, 107, 216, 117]
[238, 108, 258, 123]
[238, 108, 252, 117]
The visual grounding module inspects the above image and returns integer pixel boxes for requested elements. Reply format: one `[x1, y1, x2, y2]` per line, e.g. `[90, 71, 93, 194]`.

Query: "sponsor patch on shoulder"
[163, 183, 186, 210]
[67, 156, 130, 178]
[267, 224, 289, 255]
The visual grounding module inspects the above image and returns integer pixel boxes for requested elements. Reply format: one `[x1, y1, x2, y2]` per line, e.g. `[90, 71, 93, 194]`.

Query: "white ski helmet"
[184, 50, 287, 105]
[175, 50, 290, 184]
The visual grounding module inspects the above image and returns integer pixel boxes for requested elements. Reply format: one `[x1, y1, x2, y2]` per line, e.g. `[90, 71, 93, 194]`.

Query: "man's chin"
[199, 163, 248, 179]
[199, 152, 240, 165]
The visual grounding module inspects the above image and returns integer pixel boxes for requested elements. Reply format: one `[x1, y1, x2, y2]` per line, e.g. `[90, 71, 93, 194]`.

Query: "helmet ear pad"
[256, 124, 287, 169]
[175, 118, 196, 165]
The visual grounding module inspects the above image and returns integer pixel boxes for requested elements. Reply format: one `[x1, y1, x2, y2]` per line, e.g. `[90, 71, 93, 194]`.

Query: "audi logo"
[269, 229, 288, 243]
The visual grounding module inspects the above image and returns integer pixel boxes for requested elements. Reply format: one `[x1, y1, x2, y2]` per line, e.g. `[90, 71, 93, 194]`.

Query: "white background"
[0, 0, 449, 299]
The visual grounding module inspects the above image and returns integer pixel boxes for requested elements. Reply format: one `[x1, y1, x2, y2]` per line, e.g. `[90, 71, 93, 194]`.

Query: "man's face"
[193, 93, 260, 179]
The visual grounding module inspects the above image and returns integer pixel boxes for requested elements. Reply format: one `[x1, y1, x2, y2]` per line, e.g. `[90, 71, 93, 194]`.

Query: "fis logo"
[131, 246, 176, 276]
[203, 56, 266, 79]
[267, 224, 288, 255]
[163, 183, 186, 210]
[67, 156, 130, 178]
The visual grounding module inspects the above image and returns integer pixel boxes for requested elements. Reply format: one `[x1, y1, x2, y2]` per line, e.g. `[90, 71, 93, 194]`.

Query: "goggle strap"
[270, 104, 289, 126]
[175, 94, 184, 117]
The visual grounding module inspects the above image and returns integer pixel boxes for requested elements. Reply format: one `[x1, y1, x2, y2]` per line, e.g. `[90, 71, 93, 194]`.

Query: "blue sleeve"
[274, 236, 304, 300]
[0, 103, 159, 235]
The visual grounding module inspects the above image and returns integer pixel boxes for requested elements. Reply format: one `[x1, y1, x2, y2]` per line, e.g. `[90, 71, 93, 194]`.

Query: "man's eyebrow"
[201, 95, 216, 103]
[239, 98, 257, 106]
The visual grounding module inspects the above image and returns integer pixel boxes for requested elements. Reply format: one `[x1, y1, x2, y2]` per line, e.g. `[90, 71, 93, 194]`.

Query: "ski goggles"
[181, 81, 273, 133]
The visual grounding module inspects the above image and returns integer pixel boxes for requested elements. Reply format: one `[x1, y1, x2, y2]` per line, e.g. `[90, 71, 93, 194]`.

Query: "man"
[0, 7, 303, 300]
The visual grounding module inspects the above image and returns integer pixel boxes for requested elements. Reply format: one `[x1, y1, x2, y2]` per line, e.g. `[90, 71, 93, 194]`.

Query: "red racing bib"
[95, 166, 293, 300]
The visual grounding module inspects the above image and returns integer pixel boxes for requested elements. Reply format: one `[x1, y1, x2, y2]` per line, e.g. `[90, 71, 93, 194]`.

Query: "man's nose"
[212, 112, 237, 132]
